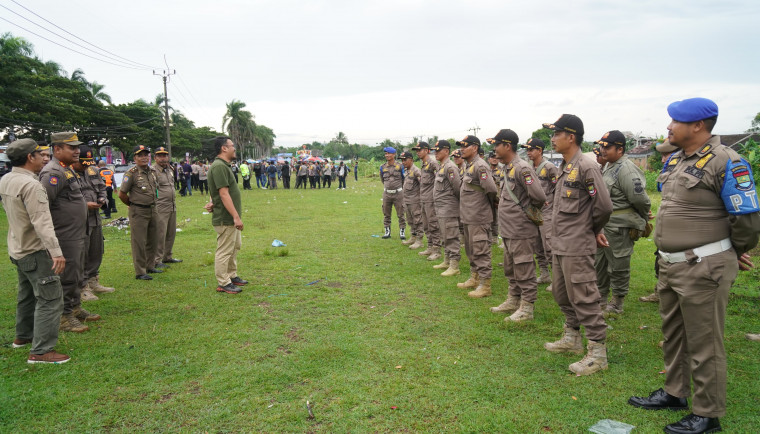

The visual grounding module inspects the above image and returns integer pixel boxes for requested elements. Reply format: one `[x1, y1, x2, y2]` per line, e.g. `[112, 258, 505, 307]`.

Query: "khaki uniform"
[0, 167, 64, 355]
[420, 155, 441, 247]
[380, 161, 406, 229]
[460, 156, 498, 279]
[490, 165, 504, 241]
[39, 157, 87, 315]
[402, 165, 423, 237]
[534, 158, 558, 269]
[551, 150, 612, 341]
[153, 163, 178, 264]
[77, 165, 107, 285]
[655, 135, 760, 418]
[595, 155, 650, 300]
[434, 159, 462, 261]
[499, 157, 546, 303]
[120, 165, 159, 275]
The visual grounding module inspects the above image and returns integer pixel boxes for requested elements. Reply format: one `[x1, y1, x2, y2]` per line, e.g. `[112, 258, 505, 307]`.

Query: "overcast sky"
[3, 0, 759, 147]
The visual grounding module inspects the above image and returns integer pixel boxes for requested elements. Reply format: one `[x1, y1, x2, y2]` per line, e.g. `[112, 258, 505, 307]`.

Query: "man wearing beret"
[119, 145, 161, 280]
[400, 151, 424, 248]
[379, 147, 406, 239]
[522, 138, 558, 289]
[153, 147, 182, 268]
[1, 139, 69, 363]
[71, 145, 114, 299]
[39, 132, 99, 332]
[593, 130, 651, 317]
[411, 142, 442, 261]
[456, 135, 498, 298]
[628, 98, 760, 434]
[541, 115, 612, 376]
[432, 140, 463, 276]
[488, 130, 546, 321]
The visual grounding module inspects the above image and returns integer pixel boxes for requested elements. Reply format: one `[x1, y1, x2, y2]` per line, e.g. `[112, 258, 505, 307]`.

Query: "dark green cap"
[6, 138, 38, 159]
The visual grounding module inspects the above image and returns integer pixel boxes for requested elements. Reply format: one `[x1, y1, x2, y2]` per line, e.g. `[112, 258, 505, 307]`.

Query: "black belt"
[131, 203, 154, 209]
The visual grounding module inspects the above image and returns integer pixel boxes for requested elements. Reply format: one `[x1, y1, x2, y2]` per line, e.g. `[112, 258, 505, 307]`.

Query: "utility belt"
[611, 207, 635, 215]
[131, 203, 155, 209]
[658, 238, 732, 264]
[384, 189, 399, 194]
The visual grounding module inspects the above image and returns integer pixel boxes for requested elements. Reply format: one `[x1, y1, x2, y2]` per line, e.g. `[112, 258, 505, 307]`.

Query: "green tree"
[222, 100, 255, 159]
[530, 127, 553, 145]
[748, 112, 760, 133]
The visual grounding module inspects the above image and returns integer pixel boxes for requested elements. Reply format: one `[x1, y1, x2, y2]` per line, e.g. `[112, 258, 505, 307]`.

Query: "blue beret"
[383, 147, 396, 154]
[667, 98, 718, 123]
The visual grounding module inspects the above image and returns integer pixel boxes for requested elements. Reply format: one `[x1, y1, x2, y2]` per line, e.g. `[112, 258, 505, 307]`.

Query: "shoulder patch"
[49, 176, 58, 186]
[87, 167, 97, 176]
[480, 171, 488, 180]
[586, 178, 596, 196]
[522, 170, 534, 184]
[633, 178, 644, 194]
[551, 175, 557, 184]
[695, 153, 715, 169]
[123, 174, 130, 182]
[699, 144, 712, 154]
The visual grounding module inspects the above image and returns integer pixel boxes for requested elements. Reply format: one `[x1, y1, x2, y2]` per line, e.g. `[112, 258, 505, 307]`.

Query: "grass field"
[1, 177, 759, 432]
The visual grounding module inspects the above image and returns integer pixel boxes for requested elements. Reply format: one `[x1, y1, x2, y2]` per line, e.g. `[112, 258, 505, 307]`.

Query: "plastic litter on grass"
[588, 419, 635, 434]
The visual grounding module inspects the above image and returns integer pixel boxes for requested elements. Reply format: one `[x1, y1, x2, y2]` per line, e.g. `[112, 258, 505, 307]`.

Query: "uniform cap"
[400, 151, 414, 160]
[79, 145, 96, 165]
[433, 140, 451, 151]
[655, 139, 678, 153]
[592, 147, 602, 156]
[5, 138, 38, 159]
[456, 135, 480, 147]
[486, 129, 519, 146]
[411, 141, 430, 151]
[133, 145, 151, 154]
[155, 146, 169, 154]
[383, 146, 397, 154]
[451, 149, 463, 158]
[595, 130, 626, 147]
[542, 114, 584, 136]
[520, 138, 545, 150]
[667, 97, 718, 123]
[477, 146, 484, 156]
[50, 131, 83, 146]
[36, 141, 50, 152]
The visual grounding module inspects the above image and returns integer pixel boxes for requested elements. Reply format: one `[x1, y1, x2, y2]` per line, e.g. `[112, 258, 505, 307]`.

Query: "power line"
[175, 73, 213, 119]
[8, 0, 159, 70]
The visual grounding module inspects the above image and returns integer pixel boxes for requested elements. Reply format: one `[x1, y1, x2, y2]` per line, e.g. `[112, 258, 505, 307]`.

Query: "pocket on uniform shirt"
[677, 173, 701, 189]
[37, 275, 62, 301]
[557, 189, 580, 214]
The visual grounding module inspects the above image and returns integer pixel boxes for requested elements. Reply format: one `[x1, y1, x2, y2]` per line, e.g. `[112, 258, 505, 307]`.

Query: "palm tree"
[222, 100, 255, 159]
[70, 68, 89, 86]
[253, 124, 276, 157]
[333, 131, 348, 145]
[89, 82, 112, 105]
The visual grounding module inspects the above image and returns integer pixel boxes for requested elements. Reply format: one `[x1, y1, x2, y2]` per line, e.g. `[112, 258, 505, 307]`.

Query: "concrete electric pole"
[153, 68, 175, 157]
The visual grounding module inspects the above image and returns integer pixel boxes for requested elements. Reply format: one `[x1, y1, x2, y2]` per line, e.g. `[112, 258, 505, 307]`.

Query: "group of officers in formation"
[377, 98, 760, 434]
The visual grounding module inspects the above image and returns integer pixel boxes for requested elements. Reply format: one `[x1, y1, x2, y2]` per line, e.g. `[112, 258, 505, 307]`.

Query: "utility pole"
[468, 124, 480, 137]
[153, 68, 176, 157]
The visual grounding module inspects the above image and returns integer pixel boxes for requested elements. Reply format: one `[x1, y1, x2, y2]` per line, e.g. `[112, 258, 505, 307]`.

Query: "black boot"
[664, 413, 721, 434]
[382, 227, 391, 239]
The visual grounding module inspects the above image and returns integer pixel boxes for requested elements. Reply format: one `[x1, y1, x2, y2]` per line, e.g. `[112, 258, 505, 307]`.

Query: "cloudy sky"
[3, 0, 759, 146]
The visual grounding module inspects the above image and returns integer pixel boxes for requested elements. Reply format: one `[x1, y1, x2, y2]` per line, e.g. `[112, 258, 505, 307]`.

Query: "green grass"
[1, 179, 759, 432]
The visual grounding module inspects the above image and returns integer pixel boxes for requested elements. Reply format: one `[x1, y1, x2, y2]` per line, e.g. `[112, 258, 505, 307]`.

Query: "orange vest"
[100, 168, 114, 187]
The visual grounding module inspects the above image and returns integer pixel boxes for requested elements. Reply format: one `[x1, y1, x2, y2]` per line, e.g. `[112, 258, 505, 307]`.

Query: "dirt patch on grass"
[286, 328, 303, 342]
[157, 392, 175, 403]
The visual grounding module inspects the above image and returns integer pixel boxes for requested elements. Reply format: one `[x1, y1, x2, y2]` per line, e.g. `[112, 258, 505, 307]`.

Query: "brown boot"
[544, 326, 583, 354]
[80, 285, 99, 301]
[537, 268, 552, 284]
[60, 314, 89, 333]
[604, 296, 625, 317]
[418, 244, 433, 256]
[746, 333, 760, 342]
[89, 276, 115, 293]
[467, 278, 491, 298]
[457, 272, 479, 289]
[402, 235, 415, 246]
[433, 255, 450, 269]
[506, 301, 534, 322]
[409, 237, 423, 250]
[545, 283, 552, 292]
[639, 290, 659, 303]
[427, 248, 442, 261]
[490, 295, 520, 313]
[73, 306, 101, 322]
[440, 259, 460, 277]
[569, 341, 608, 376]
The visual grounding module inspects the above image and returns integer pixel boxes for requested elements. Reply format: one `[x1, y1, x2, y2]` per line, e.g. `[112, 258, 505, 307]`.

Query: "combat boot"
[545, 283, 552, 292]
[544, 326, 583, 354]
[400, 228, 406, 240]
[457, 272, 479, 289]
[409, 237, 423, 250]
[604, 296, 625, 317]
[537, 267, 552, 284]
[490, 295, 520, 313]
[382, 226, 391, 239]
[402, 235, 415, 246]
[418, 244, 433, 256]
[89, 276, 115, 293]
[745, 333, 760, 342]
[60, 314, 89, 333]
[73, 306, 101, 322]
[80, 285, 98, 301]
[506, 301, 534, 322]
[433, 254, 450, 269]
[427, 247, 442, 261]
[467, 278, 491, 298]
[569, 340, 608, 376]
[441, 259, 460, 276]
[639, 289, 659, 303]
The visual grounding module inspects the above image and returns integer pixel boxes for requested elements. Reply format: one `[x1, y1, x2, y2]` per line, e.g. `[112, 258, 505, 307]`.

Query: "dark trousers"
[322, 175, 332, 188]
[198, 179, 208, 194]
[192, 174, 199, 190]
[59, 238, 85, 314]
[338, 176, 346, 189]
[243, 177, 252, 190]
[282, 175, 291, 189]
[103, 186, 117, 217]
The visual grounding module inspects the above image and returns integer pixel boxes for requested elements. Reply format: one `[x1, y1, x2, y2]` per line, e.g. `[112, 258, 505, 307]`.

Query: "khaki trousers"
[463, 224, 491, 279]
[58, 238, 85, 314]
[439, 217, 461, 261]
[551, 254, 607, 342]
[403, 201, 423, 237]
[657, 248, 737, 418]
[154, 208, 177, 264]
[595, 227, 634, 299]
[382, 191, 406, 229]
[11, 250, 64, 355]
[128, 205, 158, 275]
[421, 201, 441, 247]
[83, 223, 104, 282]
[504, 238, 539, 303]
[214, 225, 242, 286]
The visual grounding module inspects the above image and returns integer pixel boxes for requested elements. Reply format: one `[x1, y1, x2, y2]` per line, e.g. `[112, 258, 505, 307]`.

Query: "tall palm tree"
[222, 100, 255, 159]
[70, 68, 89, 85]
[89, 81, 112, 105]
[333, 131, 348, 145]
[253, 124, 276, 157]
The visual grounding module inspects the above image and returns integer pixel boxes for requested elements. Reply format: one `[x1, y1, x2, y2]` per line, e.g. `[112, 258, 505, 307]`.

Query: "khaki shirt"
[459, 156, 498, 225]
[402, 165, 422, 204]
[153, 163, 177, 213]
[419, 155, 439, 203]
[499, 157, 547, 240]
[534, 157, 558, 208]
[434, 159, 462, 218]
[298, 165, 308, 176]
[0, 167, 62, 259]
[602, 155, 650, 230]
[552, 149, 613, 256]
[491, 166, 504, 190]
[655, 135, 760, 254]
[120, 165, 158, 206]
[39, 157, 87, 241]
[380, 161, 404, 191]
[77, 165, 107, 228]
